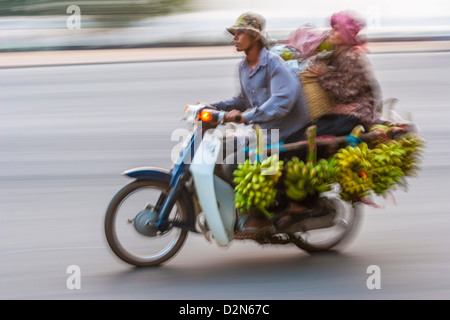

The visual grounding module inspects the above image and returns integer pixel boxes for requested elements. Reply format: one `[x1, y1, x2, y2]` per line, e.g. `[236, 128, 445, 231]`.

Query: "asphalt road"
[1, 50, 450, 300]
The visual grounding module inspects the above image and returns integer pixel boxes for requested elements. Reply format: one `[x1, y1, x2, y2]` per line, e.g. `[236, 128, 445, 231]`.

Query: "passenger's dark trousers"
[285, 114, 361, 143]
[313, 114, 361, 137]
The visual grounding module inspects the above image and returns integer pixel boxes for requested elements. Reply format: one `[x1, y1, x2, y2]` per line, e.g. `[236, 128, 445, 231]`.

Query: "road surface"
[1, 49, 449, 300]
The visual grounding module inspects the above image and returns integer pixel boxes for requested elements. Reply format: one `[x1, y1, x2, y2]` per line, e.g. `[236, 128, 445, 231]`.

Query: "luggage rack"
[271, 124, 412, 161]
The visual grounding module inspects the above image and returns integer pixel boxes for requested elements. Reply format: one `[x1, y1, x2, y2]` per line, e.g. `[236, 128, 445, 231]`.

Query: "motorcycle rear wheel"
[105, 180, 189, 267]
[290, 197, 362, 253]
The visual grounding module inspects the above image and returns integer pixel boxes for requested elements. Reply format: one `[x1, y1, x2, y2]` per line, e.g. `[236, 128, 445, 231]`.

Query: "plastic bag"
[284, 26, 330, 59]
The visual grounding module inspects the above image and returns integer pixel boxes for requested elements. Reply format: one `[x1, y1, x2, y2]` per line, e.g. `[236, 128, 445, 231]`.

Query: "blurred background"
[1, 0, 450, 300]
[1, 0, 450, 50]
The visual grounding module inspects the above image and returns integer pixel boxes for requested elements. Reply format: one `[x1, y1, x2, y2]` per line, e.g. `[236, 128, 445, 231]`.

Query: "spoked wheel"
[290, 197, 362, 253]
[105, 180, 189, 267]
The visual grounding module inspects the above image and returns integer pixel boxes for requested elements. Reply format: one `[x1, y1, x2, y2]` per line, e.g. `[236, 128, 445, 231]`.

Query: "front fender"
[123, 167, 171, 184]
[123, 166, 197, 232]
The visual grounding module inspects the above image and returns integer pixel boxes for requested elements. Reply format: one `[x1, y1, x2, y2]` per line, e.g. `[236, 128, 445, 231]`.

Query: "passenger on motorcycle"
[209, 12, 311, 238]
[304, 10, 383, 135]
[275, 11, 384, 230]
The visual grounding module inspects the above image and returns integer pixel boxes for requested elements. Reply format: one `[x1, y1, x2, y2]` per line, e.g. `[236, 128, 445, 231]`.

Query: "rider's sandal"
[274, 212, 310, 231]
[274, 202, 311, 231]
[275, 199, 337, 230]
[234, 215, 272, 240]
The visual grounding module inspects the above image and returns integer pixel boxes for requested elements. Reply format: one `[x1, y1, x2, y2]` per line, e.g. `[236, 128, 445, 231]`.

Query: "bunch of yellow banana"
[333, 143, 374, 201]
[284, 157, 336, 201]
[233, 154, 284, 217]
[370, 134, 424, 195]
[371, 141, 405, 195]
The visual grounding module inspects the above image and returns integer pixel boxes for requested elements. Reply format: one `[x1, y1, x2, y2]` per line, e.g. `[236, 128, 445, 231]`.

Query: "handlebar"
[199, 108, 242, 125]
[184, 104, 244, 125]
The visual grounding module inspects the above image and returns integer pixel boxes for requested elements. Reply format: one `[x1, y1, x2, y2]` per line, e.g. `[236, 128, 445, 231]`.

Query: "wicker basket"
[299, 71, 334, 121]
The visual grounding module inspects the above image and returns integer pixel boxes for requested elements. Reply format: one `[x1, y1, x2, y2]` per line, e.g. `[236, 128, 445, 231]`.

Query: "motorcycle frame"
[123, 120, 236, 246]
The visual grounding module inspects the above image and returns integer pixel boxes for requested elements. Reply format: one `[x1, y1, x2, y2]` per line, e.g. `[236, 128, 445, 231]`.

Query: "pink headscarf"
[330, 11, 367, 46]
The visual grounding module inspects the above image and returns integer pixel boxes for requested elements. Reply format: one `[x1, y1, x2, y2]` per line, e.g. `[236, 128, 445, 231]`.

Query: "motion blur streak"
[1, 47, 450, 299]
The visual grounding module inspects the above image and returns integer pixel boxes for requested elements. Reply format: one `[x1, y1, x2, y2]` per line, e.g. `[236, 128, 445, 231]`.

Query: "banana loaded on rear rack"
[104, 103, 425, 267]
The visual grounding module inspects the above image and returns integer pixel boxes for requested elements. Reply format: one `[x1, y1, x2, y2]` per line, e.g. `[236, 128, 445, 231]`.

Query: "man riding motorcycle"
[208, 12, 311, 238]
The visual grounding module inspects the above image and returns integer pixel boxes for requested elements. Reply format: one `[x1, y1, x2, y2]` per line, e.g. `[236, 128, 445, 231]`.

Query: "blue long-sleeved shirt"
[212, 48, 311, 142]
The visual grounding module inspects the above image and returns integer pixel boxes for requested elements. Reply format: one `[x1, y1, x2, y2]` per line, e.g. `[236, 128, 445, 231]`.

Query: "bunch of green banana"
[233, 154, 284, 217]
[371, 142, 405, 195]
[395, 133, 425, 177]
[333, 143, 374, 202]
[370, 134, 424, 195]
[284, 157, 336, 201]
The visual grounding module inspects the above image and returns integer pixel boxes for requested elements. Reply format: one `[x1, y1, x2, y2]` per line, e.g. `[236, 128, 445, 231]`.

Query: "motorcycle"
[104, 102, 413, 267]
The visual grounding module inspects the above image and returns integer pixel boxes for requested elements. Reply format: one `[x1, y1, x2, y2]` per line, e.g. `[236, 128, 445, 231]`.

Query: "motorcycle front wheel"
[105, 180, 189, 267]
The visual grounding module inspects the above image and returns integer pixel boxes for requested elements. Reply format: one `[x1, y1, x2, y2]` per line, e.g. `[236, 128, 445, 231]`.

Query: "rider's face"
[233, 31, 259, 52]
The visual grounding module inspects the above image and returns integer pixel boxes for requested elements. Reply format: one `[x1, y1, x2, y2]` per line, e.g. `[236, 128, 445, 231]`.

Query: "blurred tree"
[0, 0, 190, 25]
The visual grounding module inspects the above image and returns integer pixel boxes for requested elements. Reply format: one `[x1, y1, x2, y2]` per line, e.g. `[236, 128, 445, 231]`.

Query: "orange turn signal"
[200, 110, 212, 122]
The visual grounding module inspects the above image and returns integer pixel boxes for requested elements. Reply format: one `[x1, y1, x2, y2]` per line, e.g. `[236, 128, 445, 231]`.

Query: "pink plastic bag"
[284, 27, 329, 59]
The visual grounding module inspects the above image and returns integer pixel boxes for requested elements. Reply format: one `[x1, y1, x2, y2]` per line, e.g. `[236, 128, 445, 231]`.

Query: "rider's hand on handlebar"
[196, 101, 217, 109]
[225, 110, 246, 124]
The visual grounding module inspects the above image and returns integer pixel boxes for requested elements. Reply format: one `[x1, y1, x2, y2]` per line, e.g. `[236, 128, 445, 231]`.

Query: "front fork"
[154, 128, 201, 232]
[155, 166, 193, 232]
